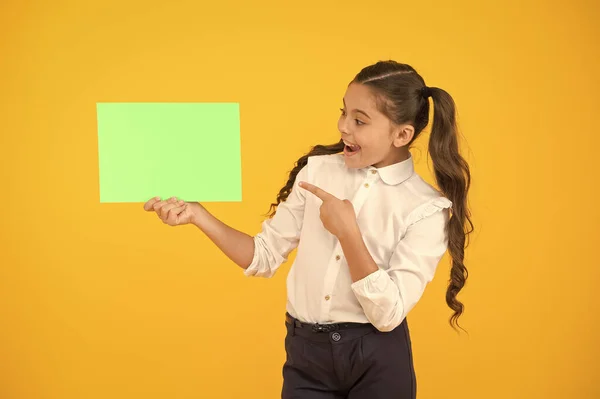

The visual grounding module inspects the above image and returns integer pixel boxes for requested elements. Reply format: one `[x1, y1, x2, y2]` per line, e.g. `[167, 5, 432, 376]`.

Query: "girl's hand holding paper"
[144, 197, 203, 226]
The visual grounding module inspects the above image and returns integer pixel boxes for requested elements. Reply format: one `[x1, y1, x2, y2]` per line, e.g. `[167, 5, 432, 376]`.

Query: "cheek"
[354, 130, 372, 149]
[356, 131, 386, 152]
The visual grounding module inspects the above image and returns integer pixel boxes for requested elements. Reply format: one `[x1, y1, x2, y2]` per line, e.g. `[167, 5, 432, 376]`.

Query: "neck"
[374, 147, 410, 168]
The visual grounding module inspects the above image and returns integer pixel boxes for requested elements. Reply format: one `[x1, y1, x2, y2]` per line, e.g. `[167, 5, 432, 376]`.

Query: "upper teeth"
[344, 140, 359, 149]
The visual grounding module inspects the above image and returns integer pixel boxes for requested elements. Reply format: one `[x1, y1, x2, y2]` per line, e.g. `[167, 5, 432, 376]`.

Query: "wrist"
[337, 223, 361, 244]
[191, 203, 209, 228]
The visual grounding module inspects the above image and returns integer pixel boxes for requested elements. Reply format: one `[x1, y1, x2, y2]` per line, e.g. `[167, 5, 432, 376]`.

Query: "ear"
[391, 124, 415, 148]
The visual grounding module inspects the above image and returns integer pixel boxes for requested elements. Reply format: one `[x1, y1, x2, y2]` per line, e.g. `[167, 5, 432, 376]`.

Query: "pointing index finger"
[299, 181, 334, 201]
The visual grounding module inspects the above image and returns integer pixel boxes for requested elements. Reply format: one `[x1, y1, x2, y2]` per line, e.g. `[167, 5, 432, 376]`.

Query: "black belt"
[285, 313, 370, 333]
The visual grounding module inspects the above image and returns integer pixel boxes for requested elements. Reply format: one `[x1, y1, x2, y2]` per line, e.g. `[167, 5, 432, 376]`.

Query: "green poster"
[97, 103, 242, 203]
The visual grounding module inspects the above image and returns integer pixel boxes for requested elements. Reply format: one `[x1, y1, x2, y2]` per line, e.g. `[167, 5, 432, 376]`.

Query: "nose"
[338, 117, 350, 135]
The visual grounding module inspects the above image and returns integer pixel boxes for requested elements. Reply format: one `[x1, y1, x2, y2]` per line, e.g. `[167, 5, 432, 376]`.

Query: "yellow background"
[1, 0, 599, 398]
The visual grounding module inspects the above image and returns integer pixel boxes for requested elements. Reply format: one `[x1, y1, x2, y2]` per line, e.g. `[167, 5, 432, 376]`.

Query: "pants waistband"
[285, 312, 371, 333]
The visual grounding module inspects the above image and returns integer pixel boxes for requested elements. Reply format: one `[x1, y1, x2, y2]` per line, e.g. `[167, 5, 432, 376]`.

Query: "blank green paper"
[97, 103, 242, 203]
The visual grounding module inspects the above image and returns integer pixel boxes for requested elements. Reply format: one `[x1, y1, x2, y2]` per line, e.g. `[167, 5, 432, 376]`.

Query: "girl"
[144, 60, 472, 399]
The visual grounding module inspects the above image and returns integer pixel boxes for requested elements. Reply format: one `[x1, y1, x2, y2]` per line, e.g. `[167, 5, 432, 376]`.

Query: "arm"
[147, 197, 256, 269]
[146, 165, 307, 275]
[346, 200, 451, 332]
[338, 229, 379, 282]
[243, 165, 308, 277]
[190, 205, 255, 269]
[192, 166, 308, 276]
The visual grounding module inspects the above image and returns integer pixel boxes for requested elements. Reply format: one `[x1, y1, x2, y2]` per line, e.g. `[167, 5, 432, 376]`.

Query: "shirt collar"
[366, 154, 415, 185]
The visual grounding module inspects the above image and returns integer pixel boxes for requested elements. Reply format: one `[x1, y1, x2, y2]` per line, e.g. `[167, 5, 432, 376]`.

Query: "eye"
[355, 119, 365, 126]
[339, 108, 346, 116]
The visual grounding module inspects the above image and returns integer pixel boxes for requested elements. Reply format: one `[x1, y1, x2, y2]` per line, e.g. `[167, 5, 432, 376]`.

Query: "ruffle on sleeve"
[406, 197, 452, 226]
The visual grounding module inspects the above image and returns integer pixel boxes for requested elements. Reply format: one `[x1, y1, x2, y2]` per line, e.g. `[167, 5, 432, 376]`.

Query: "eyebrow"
[343, 98, 371, 119]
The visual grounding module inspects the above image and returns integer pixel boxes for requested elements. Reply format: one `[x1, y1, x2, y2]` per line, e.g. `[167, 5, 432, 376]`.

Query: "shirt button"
[364, 183, 370, 188]
[335, 255, 341, 261]
[371, 170, 377, 174]
[325, 295, 331, 301]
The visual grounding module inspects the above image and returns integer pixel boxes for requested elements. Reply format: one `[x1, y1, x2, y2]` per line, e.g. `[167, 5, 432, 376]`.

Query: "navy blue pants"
[282, 313, 416, 399]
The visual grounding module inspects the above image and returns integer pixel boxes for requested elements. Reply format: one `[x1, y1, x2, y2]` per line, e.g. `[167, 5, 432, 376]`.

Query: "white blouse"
[244, 153, 452, 332]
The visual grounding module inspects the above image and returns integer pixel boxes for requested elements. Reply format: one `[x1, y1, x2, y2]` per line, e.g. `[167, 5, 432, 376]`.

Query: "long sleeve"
[244, 165, 308, 278]
[350, 197, 452, 331]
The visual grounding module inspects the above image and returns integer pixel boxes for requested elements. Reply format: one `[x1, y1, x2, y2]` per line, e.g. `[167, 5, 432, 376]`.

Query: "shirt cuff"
[350, 268, 389, 298]
[243, 236, 261, 277]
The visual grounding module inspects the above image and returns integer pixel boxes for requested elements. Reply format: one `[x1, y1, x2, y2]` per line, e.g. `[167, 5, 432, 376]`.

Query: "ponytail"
[428, 87, 473, 331]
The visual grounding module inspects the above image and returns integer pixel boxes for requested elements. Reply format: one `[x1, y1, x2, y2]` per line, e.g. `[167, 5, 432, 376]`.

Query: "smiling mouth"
[343, 140, 361, 156]
[343, 140, 361, 153]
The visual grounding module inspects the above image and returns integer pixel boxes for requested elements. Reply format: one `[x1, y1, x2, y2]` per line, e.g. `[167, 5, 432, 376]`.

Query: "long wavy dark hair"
[267, 61, 473, 331]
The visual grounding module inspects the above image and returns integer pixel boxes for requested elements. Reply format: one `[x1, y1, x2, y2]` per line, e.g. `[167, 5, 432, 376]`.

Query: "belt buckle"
[312, 323, 338, 333]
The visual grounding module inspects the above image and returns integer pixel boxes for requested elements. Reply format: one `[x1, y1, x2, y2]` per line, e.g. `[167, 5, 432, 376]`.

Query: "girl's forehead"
[344, 83, 378, 110]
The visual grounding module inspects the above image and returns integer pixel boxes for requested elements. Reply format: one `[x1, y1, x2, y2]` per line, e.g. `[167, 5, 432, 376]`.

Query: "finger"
[159, 202, 180, 219]
[298, 181, 335, 201]
[153, 200, 167, 210]
[153, 200, 168, 217]
[161, 200, 186, 220]
[166, 204, 187, 225]
[144, 197, 161, 211]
